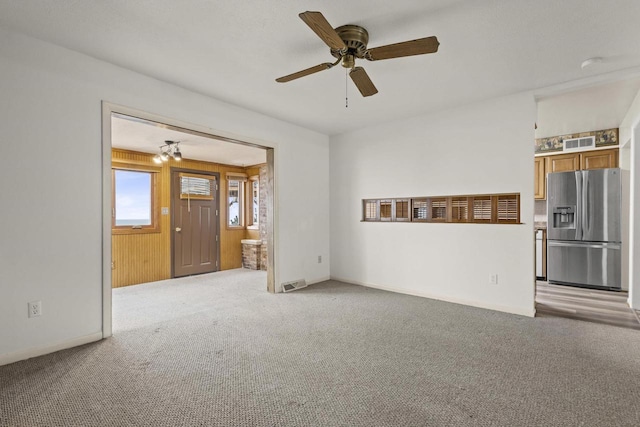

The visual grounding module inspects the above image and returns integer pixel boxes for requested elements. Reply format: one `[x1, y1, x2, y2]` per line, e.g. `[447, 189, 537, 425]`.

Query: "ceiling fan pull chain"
[345, 67, 348, 108]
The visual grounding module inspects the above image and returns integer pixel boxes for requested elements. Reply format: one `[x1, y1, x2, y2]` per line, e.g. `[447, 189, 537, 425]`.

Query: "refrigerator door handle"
[583, 170, 589, 239]
[547, 240, 621, 250]
[575, 171, 582, 240]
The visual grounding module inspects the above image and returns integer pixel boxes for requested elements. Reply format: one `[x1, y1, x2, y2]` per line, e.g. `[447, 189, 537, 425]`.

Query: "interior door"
[172, 171, 219, 277]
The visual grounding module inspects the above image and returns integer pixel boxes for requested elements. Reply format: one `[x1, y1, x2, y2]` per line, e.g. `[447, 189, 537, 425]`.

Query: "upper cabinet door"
[534, 157, 546, 200]
[547, 153, 580, 173]
[580, 148, 618, 170]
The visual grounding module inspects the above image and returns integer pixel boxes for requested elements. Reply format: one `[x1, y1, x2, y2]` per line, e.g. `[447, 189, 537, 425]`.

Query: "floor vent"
[282, 279, 307, 292]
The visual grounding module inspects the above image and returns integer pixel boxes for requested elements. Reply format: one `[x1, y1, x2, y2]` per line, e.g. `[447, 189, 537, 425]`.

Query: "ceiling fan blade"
[299, 11, 346, 51]
[349, 67, 378, 97]
[276, 63, 334, 83]
[366, 36, 439, 61]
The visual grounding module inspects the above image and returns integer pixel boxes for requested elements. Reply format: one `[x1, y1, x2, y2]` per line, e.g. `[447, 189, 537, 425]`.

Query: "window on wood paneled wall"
[247, 176, 259, 229]
[112, 165, 161, 234]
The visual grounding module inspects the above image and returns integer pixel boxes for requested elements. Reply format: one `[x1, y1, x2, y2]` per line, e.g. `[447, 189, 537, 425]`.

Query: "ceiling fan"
[276, 11, 440, 97]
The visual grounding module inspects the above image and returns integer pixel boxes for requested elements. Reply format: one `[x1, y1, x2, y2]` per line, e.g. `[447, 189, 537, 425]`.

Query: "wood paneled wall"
[112, 148, 256, 288]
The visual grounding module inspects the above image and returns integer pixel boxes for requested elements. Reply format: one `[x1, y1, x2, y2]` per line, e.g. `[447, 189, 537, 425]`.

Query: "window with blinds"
[412, 199, 428, 221]
[180, 173, 214, 200]
[362, 193, 520, 225]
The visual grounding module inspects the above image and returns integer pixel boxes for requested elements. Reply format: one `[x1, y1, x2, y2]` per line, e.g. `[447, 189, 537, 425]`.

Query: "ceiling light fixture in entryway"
[153, 140, 182, 163]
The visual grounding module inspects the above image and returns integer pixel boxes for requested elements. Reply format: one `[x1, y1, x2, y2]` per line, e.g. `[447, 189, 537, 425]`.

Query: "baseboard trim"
[330, 276, 536, 318]
[0, 332, 103, 367]
[307, 276, 331, 286]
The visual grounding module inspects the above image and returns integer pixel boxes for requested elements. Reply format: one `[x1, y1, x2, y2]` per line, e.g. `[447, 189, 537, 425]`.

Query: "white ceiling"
[111, 115, 266, 167]
[1, 0, 640, 136]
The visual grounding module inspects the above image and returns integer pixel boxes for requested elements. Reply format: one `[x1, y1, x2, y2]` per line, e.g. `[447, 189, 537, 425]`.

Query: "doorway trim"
[102, 102, 277, 339]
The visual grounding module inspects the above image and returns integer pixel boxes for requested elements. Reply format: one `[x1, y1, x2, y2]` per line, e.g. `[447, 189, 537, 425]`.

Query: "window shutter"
[363, 200, 379, 221]
[412, 199, 428, 221]
[380, 200, 392, 221]
[497, 195, 519, 223]
[394, 199, 410, 221]
[472, 197, 492, 221]
[451, 197, 469, 222]
[430, 198, 447, 221]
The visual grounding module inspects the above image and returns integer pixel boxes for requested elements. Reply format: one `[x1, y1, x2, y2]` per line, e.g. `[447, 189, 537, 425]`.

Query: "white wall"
[536, 77, 640, 139]
[620, 88, 640, 309]
[629, 125, 640, 309]
[0, 27, 330, 363]
[330, 93, 537, 316]
[620, 146, 631, 291]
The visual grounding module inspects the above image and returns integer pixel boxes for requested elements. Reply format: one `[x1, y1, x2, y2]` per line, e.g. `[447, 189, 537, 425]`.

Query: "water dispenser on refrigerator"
[552, 206, 575, 229]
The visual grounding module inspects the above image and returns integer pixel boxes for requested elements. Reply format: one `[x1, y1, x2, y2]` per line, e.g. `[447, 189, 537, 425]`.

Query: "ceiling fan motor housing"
[330, 25, 369, 67]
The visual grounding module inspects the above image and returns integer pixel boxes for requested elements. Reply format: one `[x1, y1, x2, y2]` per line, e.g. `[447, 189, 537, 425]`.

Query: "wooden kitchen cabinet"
[534, 157, 546, 200]
[546, 152, 580, 173]
[581, 148, 618, 170]
[536, 148, 618, 202]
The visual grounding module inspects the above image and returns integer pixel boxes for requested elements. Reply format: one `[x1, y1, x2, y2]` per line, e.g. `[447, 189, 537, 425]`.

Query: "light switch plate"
[161, 207, 169, 215]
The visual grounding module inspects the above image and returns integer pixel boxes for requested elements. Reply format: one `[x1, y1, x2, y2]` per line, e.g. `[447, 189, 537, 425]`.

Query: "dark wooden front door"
[172, 170, 219, 277]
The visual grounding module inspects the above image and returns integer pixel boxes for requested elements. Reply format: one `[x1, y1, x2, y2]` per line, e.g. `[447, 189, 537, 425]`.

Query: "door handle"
[175, 227, 181, 232]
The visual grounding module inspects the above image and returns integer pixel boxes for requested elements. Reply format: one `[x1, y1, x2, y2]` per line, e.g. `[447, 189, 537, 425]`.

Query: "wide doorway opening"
[103, 105, 275, 337]
[533, 77, 640, 329]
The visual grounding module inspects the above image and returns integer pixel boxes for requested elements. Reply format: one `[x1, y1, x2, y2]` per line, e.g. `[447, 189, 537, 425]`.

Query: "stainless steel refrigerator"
[546, 168, 621, 289]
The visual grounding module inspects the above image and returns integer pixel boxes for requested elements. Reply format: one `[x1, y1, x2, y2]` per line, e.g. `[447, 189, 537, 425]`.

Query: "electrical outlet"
[318, 255, 322, 263]
[28, 301, 42, 318]
[490, 274, 498, 285]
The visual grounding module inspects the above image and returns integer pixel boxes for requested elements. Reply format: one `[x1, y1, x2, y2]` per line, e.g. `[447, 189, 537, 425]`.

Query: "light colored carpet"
[1, 269, 639, 426]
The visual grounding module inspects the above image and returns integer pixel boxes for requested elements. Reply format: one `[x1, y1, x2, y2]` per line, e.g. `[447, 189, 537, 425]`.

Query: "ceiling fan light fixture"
[173, 147, 182, 161]
[341, 54, 355, 69]
[160, 151, 170, 161]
